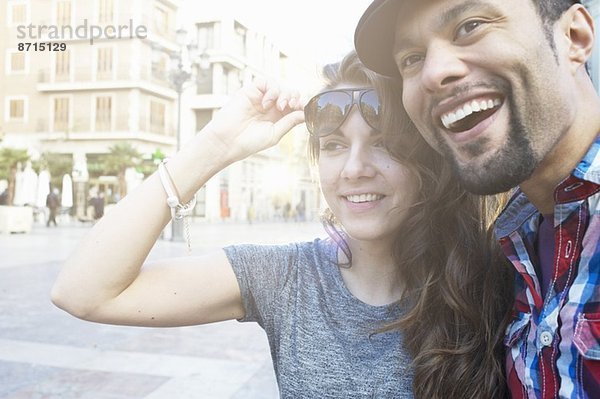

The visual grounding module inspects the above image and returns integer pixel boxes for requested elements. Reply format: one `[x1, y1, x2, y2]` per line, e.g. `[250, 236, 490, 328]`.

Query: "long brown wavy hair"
[309, 51, 514, 398]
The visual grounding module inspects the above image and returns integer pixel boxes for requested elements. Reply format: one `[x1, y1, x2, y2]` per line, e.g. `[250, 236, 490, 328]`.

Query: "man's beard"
[437, 101, 539, 195]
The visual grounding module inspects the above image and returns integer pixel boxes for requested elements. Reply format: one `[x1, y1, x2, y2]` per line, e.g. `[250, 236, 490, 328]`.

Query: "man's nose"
[420, 41, 469, 92]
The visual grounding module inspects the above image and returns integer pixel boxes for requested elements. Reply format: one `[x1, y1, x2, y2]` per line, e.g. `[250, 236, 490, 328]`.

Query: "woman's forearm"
[51, 130, 233, 318]
[51, 81, 304, 321]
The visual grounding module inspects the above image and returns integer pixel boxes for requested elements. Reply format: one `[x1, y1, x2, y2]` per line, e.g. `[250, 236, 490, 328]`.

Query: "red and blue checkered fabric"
[496, 136, 600, 399]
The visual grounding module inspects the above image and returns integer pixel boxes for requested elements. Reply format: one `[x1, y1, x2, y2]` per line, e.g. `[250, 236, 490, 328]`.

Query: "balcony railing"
[38, 66, 171, 86]
[35, 115, 176, 137]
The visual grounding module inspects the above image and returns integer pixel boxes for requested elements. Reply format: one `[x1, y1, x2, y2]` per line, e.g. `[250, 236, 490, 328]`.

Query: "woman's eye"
[400, 54, 424, 70]
[320, 141, 345, 152]
[455, 20, 486, 39]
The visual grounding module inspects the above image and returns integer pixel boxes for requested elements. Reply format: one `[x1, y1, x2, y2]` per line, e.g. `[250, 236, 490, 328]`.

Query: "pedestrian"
[0, 188, 8, 206]
[46, 188, 60, 227]
[283, 201, 291, 221]
[355, 0, 600, 397]
[51, 52, 511, 398]
[246, 203, 255, 224]
[295, 200, 305, 222]
[93, 192, 105, 220]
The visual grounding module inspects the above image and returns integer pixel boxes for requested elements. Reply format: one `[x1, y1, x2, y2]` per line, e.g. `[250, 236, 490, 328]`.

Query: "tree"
[136, 148, 166, 177]
[103, 142, 141, 199]
[33, 152, 73, 190]
[0, 148, 30, 206]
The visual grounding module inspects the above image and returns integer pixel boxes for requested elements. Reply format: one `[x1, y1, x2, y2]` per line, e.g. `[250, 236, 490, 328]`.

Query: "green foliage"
[0, 148, 29, 180]
[33, 152, 73, 189]
[135, 148, 166, 177]
[0, 147, 30, 205]
[151, 148, 166, 163]
[103, 142, 142, 175]
[103, 142, 142, 198]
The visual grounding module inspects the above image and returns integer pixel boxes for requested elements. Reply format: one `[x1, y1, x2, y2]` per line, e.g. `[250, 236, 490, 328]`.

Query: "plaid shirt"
[495, 136, 600, 399]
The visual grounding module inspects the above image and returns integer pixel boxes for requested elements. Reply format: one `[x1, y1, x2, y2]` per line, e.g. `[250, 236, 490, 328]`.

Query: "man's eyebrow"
[393, 0, 500, 53]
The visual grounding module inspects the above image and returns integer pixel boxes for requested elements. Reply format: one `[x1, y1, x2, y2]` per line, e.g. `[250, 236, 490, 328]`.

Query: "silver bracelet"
[157, 160, 197, 220]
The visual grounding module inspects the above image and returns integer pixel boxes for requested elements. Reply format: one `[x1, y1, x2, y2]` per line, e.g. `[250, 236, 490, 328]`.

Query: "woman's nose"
[340, 145, 377, 180]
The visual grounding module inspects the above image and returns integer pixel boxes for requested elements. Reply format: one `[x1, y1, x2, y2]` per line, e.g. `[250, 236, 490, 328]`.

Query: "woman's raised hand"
[202, 79, 305, 163]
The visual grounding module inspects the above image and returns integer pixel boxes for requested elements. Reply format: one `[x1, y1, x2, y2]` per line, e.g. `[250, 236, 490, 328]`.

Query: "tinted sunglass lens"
[360, 90, 381, 131]
[306, 91, 351, 136]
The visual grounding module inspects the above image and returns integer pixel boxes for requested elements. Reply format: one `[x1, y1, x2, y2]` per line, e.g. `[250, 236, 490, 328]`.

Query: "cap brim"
[354, 0, 401, 78]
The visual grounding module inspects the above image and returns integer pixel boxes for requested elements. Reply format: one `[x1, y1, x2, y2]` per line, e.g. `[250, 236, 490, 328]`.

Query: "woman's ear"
[559, 4, 595, 73]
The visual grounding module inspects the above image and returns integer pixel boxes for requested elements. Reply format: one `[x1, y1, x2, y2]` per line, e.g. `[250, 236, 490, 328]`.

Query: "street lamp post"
[168, 28, 197, 241]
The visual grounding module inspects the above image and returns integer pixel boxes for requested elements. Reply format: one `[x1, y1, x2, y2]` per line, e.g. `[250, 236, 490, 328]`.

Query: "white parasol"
[20, 162, 39, 206]
[61, 174, 73, 208]
[12, 164, 25, 206]
[36, 170, 51, 208]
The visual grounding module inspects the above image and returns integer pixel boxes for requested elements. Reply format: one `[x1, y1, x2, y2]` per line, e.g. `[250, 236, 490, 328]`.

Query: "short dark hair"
[532, 0, 581, 59]
[534, 0, 580, 24]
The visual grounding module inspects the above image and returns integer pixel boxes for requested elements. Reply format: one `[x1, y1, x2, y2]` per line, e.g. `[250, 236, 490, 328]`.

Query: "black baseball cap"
[355, 0, 403, 78]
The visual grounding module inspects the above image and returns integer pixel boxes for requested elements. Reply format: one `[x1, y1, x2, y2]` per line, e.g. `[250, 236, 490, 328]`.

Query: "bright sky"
[185, 0, 373, 68]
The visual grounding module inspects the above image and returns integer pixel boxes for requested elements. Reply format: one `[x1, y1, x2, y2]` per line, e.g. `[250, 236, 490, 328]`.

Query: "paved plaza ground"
[0, 218, 326, 398]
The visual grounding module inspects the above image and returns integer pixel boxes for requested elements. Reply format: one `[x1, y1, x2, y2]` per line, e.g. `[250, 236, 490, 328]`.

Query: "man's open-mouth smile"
[439, 96, 504, 133]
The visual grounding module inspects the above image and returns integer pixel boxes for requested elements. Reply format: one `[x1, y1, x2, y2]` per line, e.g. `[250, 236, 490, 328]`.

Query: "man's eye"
[455, 20, 485, 39]
[372, 139, 386, 149]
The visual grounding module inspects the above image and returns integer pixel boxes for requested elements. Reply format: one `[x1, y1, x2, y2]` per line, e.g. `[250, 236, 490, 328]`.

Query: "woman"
[52, 52, 512, 398]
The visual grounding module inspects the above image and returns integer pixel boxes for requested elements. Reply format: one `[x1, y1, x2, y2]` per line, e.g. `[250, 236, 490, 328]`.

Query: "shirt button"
[540, 331, 553, 347]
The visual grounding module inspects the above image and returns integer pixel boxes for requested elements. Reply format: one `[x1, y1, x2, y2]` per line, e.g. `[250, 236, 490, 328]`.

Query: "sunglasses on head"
[304, 88, 381, 137]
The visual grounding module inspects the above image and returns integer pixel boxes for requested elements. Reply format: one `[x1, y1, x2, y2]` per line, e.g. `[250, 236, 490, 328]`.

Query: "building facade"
[1, 0, 322, 223]
[181, 5, 323, 222]
[2, 0, 181, 217]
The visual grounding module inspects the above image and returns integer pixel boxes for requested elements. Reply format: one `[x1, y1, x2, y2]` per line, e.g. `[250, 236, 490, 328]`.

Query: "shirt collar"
[495, 134, 600, 238]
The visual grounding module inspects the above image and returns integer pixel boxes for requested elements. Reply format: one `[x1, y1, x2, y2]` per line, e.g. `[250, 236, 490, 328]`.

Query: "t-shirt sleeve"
[223, 243, 299, 326]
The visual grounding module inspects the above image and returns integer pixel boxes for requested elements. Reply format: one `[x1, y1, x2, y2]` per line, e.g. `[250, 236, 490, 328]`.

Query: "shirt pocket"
[504, 311, 532, 348]
[573, 313, 600, 397]
[573, 313, 600, 361]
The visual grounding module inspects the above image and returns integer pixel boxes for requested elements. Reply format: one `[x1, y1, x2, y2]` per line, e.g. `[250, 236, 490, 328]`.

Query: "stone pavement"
[0, 218, 326, 398]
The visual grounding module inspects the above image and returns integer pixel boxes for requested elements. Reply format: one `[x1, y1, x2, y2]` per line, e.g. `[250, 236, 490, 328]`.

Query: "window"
[233, 22, 247, 57]
[195, 109, 212, 131]
[153, 5, 169, 36]
[150, 100, 165, 134]
[56, 0, 72, 27]
[196, 67, 213, 94]
[11, 99, 25, 119]
[98, 0, 114, 24]
[151, 51, 168, 80]
[9, 3, 27, 25]
[95, 96, 112, 131]
[197, 23, 214, 49]
[97, 47, 113, 78]
[55, 50, 70, 79]
[7, 51, 27, 73]
[224, 67, 241, 95]
[6, 98, 26, 121]
[53, 97, 70, 131]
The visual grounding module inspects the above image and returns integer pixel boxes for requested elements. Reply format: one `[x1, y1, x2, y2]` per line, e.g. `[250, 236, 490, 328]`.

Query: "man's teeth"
[441, 98, 502, 129]
[346, 194, 383, 203]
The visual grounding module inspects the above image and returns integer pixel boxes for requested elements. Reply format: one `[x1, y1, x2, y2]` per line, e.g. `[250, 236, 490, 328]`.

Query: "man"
[46, 188, 60, 227]
[355, 0, 600, 398]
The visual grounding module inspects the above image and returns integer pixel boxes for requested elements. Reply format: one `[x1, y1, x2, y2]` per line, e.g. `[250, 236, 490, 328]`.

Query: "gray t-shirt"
[224, 238, 414, 398]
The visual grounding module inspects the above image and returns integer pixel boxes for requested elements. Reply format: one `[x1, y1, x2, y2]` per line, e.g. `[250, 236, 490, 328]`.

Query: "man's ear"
[559, 4, 595, 73]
